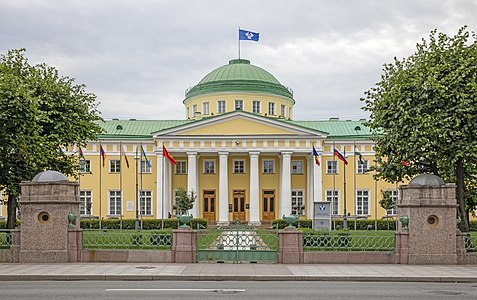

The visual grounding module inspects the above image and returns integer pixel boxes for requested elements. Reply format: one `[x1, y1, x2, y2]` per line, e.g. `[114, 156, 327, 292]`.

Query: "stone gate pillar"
[18, 170, 81, 263]
[397, 174, 458, 264]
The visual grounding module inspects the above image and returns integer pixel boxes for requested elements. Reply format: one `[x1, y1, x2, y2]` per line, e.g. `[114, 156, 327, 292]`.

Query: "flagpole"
[353, 142, 357, 230]
[332, 141, 336, 230]
[161, 142, 165, 229]
[135, 145, 139, 230]
[119, 142, 123, 230]
[140, 142, 144, 230]
[374, 160, 378, 231]
[99, 142, 102, 230]
[343, 147, 348, 229]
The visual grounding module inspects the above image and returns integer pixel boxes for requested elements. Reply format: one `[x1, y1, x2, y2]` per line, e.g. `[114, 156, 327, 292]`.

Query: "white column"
[249, 151, 260, 226]
[218, 151, 229, 225]
[164, 159, 171, 218]
[307, 156, 313, 219]
[187, 152, 198, 217]
[280, 151, 293, 217]
[155, 150, 164, 219]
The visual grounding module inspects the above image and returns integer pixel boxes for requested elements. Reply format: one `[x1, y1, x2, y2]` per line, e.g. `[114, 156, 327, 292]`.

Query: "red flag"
[312, 146, 320, 166]
[163, 145, 176, 165]
[121, 146, 130, 168]
[100, 145, 106, 167]
[78, 146, 85, 159]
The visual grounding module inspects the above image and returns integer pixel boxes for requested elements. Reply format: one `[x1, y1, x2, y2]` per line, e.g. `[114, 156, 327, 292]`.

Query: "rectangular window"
[79, 160, 91, 173]
[268, 102, 275, 115]
[233, 160, 245, 173]
[141, 160, 152, 173]
[175, 160, 187, 174]
[140, 190, 152, 216]
[326, 189, 340, 215]
[291, 160, 303, 174]
[252, 100, 261, 113]
[109, 190, 122, 216]
[202, 102, 210, 115]
[192, 104, 197, 115]
[281, 104, 286, 117]
[80, 190, 92, 216]
[235, 100, 243, 110]
[291, 190, 305, 216]
[357, 159, 369, 174]
[203, 160, 215, 174]
[263, 159, 274, 173]
[217, 100, 226, 113]
[386, 190, 398, 216]
[110, 160, 121, 173]
[356, 190, 370, 216]
[326, 160, 338, 174]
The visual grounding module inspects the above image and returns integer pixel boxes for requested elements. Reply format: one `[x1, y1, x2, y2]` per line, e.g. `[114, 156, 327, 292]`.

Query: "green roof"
[97, 116, 372, 140]
[184, 59, 294, 101]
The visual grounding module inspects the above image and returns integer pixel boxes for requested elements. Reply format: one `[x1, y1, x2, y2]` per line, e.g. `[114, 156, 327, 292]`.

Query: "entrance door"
[262, 190, 275, 223]
[232, 190, 246, 222]
[203, 190, 216, 223]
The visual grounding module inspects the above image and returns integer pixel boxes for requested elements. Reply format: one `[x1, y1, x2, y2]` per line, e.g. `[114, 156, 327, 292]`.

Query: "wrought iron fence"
[465, 233, 477, 252]
[82, 229, 172, 250]
[303, 230, 395, 252]
[0, 229, 12, 249]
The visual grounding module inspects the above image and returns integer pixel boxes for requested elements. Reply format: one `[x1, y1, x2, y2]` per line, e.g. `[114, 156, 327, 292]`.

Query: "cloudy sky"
[1, 0, 476, 121]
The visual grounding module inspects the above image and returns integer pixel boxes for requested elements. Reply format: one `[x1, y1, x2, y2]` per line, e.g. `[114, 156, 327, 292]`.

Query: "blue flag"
[239, 29, 259, 42]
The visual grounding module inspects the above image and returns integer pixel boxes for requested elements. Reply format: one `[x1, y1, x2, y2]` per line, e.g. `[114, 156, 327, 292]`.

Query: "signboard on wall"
[313, 201, 331, 230]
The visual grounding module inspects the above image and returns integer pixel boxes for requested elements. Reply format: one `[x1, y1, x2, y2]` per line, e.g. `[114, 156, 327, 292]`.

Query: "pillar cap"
[408, 173, 445, 186]
[32, 170, 68, 182]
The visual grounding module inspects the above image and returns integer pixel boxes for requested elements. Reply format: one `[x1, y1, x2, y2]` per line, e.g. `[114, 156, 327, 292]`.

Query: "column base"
[248, 221, 261, 227]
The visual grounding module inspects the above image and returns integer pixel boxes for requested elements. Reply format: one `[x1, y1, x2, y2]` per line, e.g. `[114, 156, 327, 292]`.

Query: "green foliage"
[0, 49, 103, 228]
[361, 26, 477, 231]
[379, 190, 394, 211]
[174, 187, 197, 215]
[79, 218, 208, 230]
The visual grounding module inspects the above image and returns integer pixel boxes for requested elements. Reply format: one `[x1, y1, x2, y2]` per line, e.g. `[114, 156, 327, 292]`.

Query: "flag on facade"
[333, 148, 348, 165]
[239, 29, 259, 41]
[141, 146, 152, 168]
[163, 145, 177, 165]
[100, 145, 106, 167]
[78, 146, 85, 159]
[312, 146, 320, 166]
[354, 146, 364, 164]
[121, 146, 130, 168]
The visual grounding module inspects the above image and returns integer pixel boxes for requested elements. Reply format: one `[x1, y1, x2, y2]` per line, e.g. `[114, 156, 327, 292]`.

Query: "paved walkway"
[0, 263, 477, 282]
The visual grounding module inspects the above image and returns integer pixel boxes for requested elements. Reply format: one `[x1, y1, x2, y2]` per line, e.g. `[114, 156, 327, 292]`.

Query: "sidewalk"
[1, 263, 477, 282]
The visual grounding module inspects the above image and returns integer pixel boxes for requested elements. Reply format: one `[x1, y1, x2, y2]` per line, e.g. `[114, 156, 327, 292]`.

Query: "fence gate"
[196, 220, 279, 263]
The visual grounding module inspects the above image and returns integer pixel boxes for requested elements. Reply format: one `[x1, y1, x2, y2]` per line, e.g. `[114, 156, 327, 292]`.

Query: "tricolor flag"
[312, 146, 320, 166]
[141, 146, 152, 168]
[239, 29, 259, 42]
[333, 148, 348, 165]
[99, 145, 106, 167]
[121, 146, 130, 168]
[163, 145, 177, 165]
[78, 146, 85, 159]
[354, 146, 364, 164]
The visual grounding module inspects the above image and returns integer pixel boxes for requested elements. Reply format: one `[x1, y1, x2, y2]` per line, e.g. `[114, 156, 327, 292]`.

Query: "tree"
[0, 49, 103, 228]
[361, 27, 477, 232]
[379, 190, 394, 213]
[174, 187, 197, 216]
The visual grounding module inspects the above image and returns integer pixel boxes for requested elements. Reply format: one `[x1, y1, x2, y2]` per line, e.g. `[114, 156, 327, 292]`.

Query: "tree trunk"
[7, 194, 17, 229]
[456, 158, 470, 232]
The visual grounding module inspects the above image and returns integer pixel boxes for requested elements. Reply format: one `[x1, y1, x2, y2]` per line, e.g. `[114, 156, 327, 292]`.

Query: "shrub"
[80, 217, 208, 230]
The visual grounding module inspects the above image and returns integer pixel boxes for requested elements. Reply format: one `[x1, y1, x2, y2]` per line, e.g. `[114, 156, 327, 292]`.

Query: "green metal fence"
[303, 230, 395, 252]
[465, 233, 477, 252]
[197, 221, 279, 263]
[0, 230, 12, 249]
[82, 229, 172, 250]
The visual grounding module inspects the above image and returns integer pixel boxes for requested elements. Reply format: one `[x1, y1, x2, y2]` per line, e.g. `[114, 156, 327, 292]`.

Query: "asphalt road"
[0, 281, 475, 300]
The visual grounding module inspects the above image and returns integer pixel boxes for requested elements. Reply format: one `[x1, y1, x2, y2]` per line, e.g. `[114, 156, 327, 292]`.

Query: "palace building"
[0, 58, 399, 224]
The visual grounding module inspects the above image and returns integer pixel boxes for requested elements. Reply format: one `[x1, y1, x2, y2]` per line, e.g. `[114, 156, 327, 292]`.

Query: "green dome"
[184, 59, 293, 100]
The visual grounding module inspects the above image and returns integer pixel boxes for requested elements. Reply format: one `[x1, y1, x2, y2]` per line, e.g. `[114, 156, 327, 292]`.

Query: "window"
[281, 104, 286, 117]
[140, 190, 152, 216]
[291, 160, 303, 174]
[203, 160, 215, 174]
[268, 102, 275, 115]
[326, 190, 340, 215]
[110, 160, 121, 173]
[263, 159, 274, 173]
[326, 160, 337, 174]
[291, 190, 305, 216]
[386, 190, 398, 216]
[356, 190, 370, 216]
[357, 159, 369, 174]
[80, 190, 92, 216]
[233, 160, 245, 173]
[202, 102, 210, 115]
[141, 160, 152, 173]
[175, 161, 187, 174]
[235, 100, 243, 110]
[109, 190, 122, 216]
[79, 160, 91, 173]
[217, 100, 226, 113]
[252, 100, 261, 113]
[192, 104, 197, 115]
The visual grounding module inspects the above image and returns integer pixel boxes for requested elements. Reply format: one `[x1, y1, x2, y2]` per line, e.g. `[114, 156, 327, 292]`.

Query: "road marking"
[106, 288, 245, 293]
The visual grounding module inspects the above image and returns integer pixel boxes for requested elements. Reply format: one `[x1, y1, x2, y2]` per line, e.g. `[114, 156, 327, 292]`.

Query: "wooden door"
[232, 190, 246, 222]
[262, 190, 275, 223]
[202, 190, 216, 223]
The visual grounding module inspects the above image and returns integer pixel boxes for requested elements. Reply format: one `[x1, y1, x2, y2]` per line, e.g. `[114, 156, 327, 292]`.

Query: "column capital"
[248, 151, 260, 157]
[281, 151, 293, 156]
[218, 151, 229, 156]
[186, 151, 198, 156]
